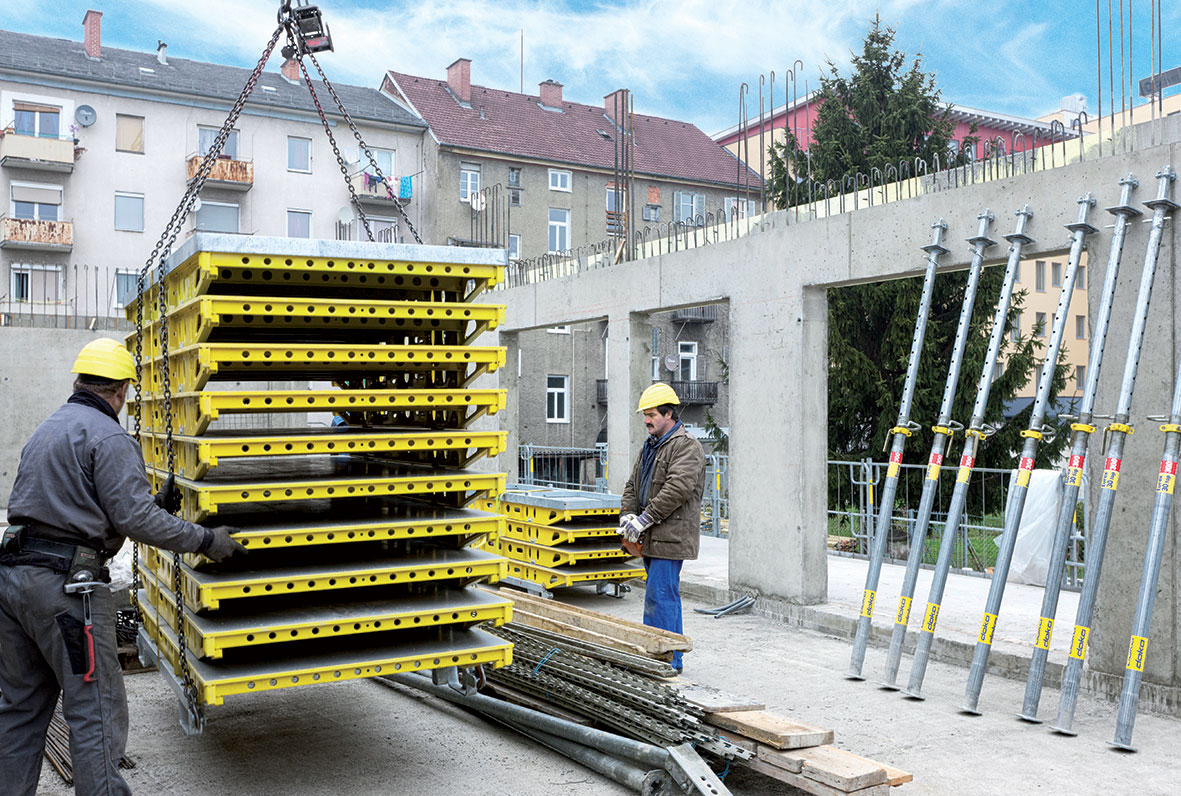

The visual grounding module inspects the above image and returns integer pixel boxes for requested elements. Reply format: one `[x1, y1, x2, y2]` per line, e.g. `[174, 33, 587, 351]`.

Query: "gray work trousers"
[0, 563, 131, 796]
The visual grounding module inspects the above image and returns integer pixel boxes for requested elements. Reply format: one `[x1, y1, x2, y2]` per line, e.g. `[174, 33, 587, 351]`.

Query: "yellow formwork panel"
[141, 428, 507, 480]
[141, 295, 505, 350]
[500, 518, 619, 546]
[492, 537, 632, 567]
[131, 388, 506, 436]
[141, 342, 506, 394]
[502, 559, 646, 589]
[125, 251, 504, 320]
[139, 598, 512, 707]
[495, 500, 619, 526]
[144, 461, 505, 522]
[140, 568, 512, 660]
[148, 546, 506, 612]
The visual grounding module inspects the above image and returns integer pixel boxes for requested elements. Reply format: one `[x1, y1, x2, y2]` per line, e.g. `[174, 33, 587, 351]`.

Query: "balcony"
[0, 217, 73, 252]
[350, 172, 412, 206]
[0, 130, 77, 173]
[596, 379, 608, 404]
[670, 305, 719, 323]
[186, 154, 253, 191]
[668, 380, 719, 405]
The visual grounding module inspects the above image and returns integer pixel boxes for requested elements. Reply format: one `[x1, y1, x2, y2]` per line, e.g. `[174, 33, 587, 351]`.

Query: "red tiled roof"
[386, 71, 760, 189]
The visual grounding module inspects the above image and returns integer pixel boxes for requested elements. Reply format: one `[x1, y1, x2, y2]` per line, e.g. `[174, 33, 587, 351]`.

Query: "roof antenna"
[519, 29, 524, 94]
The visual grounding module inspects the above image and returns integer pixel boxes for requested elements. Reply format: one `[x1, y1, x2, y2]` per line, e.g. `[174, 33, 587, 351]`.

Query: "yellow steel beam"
[141, 428, 507, 480]
[148, 547, 507, 612]
[139, 599, 512, 707]
[492, 537, 631, 567]
[502, 559, 646, 589]
[140, 343, 505, 393]
[495, 500, 619, 526]
[499, 518, 619, 546]
[131, 388, 506, 436]
[145, 462, 505, 522]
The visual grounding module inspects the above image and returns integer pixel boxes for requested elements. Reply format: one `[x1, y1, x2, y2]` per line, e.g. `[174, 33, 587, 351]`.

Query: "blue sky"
[8, 1, 1180, 135]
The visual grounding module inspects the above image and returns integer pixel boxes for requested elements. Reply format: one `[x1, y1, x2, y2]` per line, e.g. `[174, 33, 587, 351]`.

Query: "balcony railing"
[187, 154, 253, 190]
[670, 305, 719, 323]
[350, 172, 412, 205]
[596, 379, 608, 404]
[0, 130, 77, 172]
[668, 380, 719, 405]
[0, 216, 73, 251]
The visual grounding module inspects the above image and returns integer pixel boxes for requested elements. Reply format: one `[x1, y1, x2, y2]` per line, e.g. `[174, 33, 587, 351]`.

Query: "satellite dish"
[469, 193, 486, 212]
[337, 206, 352, 225]
[74, 105, 97, 127]
[663, 354, 679, 372]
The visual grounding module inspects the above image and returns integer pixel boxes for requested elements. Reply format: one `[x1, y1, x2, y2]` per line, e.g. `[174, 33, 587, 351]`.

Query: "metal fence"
[828, 458, 1087, 589]
[518, 443, 609, 492]
[701, 453, 730, 537]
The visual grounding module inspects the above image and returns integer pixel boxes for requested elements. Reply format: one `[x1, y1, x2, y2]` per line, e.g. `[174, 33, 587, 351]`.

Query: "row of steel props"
[845, 166, 1178, 751]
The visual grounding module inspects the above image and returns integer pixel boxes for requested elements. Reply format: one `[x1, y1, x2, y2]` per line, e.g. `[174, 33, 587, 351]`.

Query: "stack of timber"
[682, 690, 913, 795]
[127, 235, 514, 713]
[480, 484, 645, 596]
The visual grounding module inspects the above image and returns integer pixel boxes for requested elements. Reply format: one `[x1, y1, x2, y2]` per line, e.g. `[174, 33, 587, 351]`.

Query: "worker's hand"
[620, 512, 652, 544]
[153, 474, 182, 514]
[618, 513, 637, 533]
[202, 525, 247, 562]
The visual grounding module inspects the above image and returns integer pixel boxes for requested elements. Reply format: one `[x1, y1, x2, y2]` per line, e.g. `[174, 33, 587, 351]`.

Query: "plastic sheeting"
[1005, 469, 1065, 586]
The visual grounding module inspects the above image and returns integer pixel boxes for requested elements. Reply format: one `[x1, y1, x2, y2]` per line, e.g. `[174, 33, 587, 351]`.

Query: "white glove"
[618, 513, 637, 535]
[619, 512, 653, 544]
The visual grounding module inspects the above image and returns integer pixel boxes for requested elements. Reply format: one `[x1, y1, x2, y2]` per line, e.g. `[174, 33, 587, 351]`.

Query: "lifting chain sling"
[131, 1, 421, 731]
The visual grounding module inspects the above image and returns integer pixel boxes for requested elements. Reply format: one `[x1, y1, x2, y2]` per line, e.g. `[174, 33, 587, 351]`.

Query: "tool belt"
[0, 524, 111, 583]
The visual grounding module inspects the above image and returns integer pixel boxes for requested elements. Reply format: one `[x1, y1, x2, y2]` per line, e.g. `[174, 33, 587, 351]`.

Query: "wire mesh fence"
[518, 443, 609, 492]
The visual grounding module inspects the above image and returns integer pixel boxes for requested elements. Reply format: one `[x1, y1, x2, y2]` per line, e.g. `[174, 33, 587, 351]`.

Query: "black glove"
[198, 525, 247, 562]
[153, 474, 182, 514]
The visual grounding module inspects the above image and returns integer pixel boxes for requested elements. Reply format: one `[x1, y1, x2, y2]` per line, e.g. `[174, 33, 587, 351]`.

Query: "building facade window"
[10, 269, 30, 302]
[1075, 314, 1086, 339]
[509, 188, 522, 207]
[11, 182, 62, 221]
[651, 357, 660, 380]
[114, 270, 139, 307]
[368, 147, 394, 176]
[366, 216, 397, 243]
[678, 341, 697, 381]
[13, 102, 61, 138]
[8, 264, 60, 303]
[1035, 260, 1045, 291]
[1034, 311, 1047, 337]
[287, 209, 312, 238]
[548, 169, 571, 192]
[548, 208, 570, 253]
[199, 126, 238, 158]
[546, 375, 570, 423]
[507, 168, 522, 187]
[724, 197, 757, 219]
[287, 136, 312, 172]
[460, 162, 480, 200]
[547, 325, 571, 334]
[508, 233, 520, 261]
[196, 201, 239, 233]
[674, 191, 704, 225]
[1051, 261, 1061, 287]
[115, 114, 144, 153]
[1076, 265, 1085, 289]
[1075, 365, 1086, 386]
[114, 192, 144, 232]
[1010, 311, 1022, 342]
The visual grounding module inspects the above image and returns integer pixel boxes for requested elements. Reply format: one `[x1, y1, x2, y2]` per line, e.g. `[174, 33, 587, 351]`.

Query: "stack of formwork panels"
[481, 484, 645, 598]
[126, 234, 514, 713]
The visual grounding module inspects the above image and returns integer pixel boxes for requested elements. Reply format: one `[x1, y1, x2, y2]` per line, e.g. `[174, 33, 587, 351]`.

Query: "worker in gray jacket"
[0, 338, 244, 796]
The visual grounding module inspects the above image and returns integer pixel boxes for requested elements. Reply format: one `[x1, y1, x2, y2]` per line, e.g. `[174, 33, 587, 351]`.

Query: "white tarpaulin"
[1003, 469, 1065, 586]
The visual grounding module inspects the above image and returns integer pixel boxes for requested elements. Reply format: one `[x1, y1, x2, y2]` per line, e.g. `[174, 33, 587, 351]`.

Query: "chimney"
[281, 58, 301, 83]
[157, 40, 168, 65]
[82, 9, 102, 59]
[539, 79, 563, 109]
[446, 58, 471, 104]
[604, 88, 629, 126]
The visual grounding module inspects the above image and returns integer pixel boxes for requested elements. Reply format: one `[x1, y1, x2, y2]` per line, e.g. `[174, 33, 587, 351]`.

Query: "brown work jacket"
[621, 424, 706, 560]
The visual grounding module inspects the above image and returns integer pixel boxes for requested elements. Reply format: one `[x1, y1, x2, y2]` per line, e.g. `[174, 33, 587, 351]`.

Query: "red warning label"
[929, 453, 944, 466]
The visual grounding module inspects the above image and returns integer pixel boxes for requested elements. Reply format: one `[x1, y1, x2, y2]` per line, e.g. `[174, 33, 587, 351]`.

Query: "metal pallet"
[500, 517, 619, 546]
[492, 537, 632, 567]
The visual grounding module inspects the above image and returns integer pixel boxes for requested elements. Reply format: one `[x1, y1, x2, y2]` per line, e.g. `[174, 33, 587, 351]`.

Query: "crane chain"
[303, 51, 424, 244]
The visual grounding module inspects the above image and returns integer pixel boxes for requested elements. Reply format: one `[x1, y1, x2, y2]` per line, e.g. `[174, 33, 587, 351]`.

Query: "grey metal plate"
[501, 484, 621, 510]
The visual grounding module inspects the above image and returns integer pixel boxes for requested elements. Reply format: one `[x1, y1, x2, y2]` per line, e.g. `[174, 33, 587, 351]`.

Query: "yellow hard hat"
[637, 382, 680, 412]
[72, 338, 136, 382]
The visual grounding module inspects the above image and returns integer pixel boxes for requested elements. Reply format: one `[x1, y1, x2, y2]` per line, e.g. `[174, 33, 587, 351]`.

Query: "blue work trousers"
[643, 557, 684, 671]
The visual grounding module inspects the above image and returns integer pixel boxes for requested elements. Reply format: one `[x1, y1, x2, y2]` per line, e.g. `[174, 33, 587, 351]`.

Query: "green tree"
[769, 15, 977, 208]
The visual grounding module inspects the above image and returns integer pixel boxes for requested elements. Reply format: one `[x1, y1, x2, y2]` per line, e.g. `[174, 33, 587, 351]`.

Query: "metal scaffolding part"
[961, 194, 1098, 714]
[1018, 175, 1141, 722]
[879, 209, 995, 689]
[1052, 167, 1178, 736]
[903, 206, 1034, 699]
[847, 218, 949, 680]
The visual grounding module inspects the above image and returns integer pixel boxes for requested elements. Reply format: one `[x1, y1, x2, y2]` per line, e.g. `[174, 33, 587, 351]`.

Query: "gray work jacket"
[621, 425, 705, 561]
[7, 402, 207, 556]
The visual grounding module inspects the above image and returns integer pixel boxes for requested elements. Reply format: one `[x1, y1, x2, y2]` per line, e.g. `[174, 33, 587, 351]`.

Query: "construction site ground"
[33, 535, 1181, 796]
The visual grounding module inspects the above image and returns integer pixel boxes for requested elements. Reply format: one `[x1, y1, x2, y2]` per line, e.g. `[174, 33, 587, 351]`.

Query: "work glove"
[199, 525, 247, 563]
[618, 513, 637, 534]
[153, 474, 182, 514]
[619, 511, 653, 544]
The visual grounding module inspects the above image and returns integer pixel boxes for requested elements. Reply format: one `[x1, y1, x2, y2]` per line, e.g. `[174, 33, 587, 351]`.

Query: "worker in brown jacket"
[620, 383, 705, 672]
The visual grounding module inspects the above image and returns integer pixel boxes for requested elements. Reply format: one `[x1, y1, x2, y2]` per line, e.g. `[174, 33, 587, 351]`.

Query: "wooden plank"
[676, 682, 766, 713]
[708, 710, 834, 750]
[745, 756, 890, 796]
[754, 746, 803, 773]
[510, 609, 651, 657]
[881, 763, 913, 787]
[782, 745, 888, 792]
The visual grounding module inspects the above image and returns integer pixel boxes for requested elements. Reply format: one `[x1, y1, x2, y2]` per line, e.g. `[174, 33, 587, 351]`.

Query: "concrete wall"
[489, 116, 1181, 691]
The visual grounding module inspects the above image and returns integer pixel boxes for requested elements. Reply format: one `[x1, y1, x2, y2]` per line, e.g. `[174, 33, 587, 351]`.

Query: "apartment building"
[0, 11, 427, 320]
